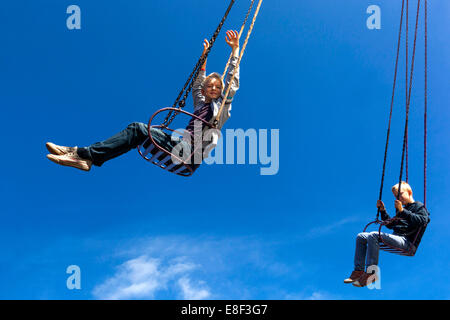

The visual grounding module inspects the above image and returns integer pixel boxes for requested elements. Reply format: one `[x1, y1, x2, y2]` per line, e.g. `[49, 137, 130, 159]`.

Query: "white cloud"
[305, 217, 359, 239]
[92, 255, 200, 300]
[284, 290, 338, 300]
[92, 235, 303, 300]
[307, 291, 328, 300]
[178, 277, 210, 300]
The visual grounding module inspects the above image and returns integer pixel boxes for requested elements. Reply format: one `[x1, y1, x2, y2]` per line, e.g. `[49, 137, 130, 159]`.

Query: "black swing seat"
[137, 137, 193, 177]
[363, 218, 427, 257]
[137, 107, 213, 177]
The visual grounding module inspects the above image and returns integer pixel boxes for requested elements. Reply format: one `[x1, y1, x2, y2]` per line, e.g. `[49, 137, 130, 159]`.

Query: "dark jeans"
[77, 122, 198, 170]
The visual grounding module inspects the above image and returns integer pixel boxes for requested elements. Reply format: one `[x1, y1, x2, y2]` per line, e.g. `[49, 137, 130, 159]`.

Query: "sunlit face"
[202, 78, 222, 102]
[392, 187, 412, 205]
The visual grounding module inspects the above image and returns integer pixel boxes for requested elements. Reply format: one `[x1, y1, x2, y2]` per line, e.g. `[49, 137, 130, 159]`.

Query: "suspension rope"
[214, 0, 263, 127]
[397, 0, 421, 200]
[222, 0, 255, 82]
[405, 0, 409, 183]
[424, 0, 428, 206]
[376, 0, 405, 221]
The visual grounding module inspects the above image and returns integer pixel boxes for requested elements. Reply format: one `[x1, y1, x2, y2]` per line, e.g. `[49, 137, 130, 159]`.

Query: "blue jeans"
[354, 231, 413, 271]
[77, 122, 197, 169]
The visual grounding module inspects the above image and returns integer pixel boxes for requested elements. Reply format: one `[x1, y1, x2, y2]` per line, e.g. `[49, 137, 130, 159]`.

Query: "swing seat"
[378, 244, 417, 256]
[137, 107, 213, 177]
[137, 139, 193, 176]
[363, 219, 425, 257]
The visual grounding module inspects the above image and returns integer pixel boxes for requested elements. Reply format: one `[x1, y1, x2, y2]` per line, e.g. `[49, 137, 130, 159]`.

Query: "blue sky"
[1, 0, 449, 299]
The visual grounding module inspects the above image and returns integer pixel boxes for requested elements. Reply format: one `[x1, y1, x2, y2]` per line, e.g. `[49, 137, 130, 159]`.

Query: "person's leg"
[352, 231, 410, 287]
[354, 232, 370, 271]
[365, 231, 382, 268]
[77, 122, 149, 166]
[365, 231, 411, 266]
[378, 232, 412, 252]
[47, 123, 187, 171]
[344, 232, 370, 284]
[147, 127, 181, 152]
[348, 232, 381, 287]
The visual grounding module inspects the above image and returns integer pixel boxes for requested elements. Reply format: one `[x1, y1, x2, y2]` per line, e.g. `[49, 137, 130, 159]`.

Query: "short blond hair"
[202, 72, 224, 91]
[392, 181, 413, 196]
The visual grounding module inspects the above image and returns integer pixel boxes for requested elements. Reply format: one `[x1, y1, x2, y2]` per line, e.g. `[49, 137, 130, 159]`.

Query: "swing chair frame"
[363, 218, 426, 257]
[136, 107, 213, 177]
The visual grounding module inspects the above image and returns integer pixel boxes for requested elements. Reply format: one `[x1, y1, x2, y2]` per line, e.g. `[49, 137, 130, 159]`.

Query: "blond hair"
[202, 72, 224, 91]
[392, 181, 414, 199]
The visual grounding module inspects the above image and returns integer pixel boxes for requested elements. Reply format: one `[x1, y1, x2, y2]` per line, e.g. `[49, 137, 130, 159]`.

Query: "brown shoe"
[47, 152, 92, 171]
[46, 142, 77, 155]
[344, 270, 364, 284]
[352, 272, 378, 287]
